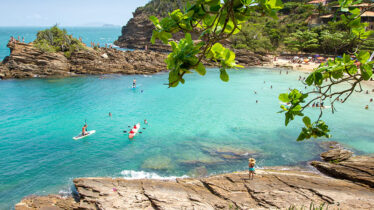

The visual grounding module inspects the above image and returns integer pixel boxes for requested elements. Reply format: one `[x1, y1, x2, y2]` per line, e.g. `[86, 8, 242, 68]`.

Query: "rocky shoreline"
[0, 41, 271, 80]
[15, 143, 374, 209]
[0, 41, 168, 79]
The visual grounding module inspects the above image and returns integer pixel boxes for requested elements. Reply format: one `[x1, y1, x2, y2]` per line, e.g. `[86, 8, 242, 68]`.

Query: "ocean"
[0, 27, 374, 209]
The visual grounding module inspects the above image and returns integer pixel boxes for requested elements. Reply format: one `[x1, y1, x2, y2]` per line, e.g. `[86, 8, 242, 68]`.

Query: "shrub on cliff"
[34, 25, 86, 57]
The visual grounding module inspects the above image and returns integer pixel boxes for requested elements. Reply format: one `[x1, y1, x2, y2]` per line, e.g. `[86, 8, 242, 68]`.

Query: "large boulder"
[320, 148, 353, 162]
[311, 147, 374, 187]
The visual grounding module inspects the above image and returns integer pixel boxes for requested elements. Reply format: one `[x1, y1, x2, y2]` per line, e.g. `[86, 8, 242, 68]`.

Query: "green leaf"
[357, 51, 370, 64]
[149, 16, 160, 28]
[361, 64, 373, 80]
[279, 93, 289, 103]
[195, 62, 206, 76]
[302, 116, 312, 127]
[219, 68, 229, 82]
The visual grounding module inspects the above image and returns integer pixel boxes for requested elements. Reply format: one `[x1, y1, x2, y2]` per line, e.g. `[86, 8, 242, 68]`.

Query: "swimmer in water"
[365, 105, 369, 109]
[109, 112, 112, 117]
[132, 78, 136, 88]
[144, 119, 148, 124]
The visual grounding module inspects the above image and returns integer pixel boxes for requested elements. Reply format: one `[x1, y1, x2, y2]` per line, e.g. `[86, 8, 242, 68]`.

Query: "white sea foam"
[120, 170, 188, 180]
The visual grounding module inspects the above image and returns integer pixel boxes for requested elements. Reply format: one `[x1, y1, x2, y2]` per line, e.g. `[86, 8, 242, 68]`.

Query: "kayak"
[73, 130, 96, 140]
[129, 123, 140, 139]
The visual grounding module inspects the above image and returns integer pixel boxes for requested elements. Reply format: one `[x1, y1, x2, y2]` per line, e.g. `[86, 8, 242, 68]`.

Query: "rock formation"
[14, 142, 374, 209]
[311, 147, 374, 188]
[0, 41, 167, 79]
[15, 167, 374, 210]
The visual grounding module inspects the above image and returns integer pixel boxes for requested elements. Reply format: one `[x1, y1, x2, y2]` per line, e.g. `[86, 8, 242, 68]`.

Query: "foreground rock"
[0, 41, 167, 79]
[311, 147, 374, 188]
[15, 167, 374, 209]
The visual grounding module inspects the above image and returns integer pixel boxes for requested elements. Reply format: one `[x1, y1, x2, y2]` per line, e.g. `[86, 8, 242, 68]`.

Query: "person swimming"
[144, 119, 148, 124]
[365, 105, 369, 110]
[109, 112, 112, 117]
[132, 78, 136, 88]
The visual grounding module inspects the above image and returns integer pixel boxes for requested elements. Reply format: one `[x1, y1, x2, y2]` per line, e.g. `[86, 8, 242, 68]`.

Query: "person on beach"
[248, 158, 256, 180]
[22, 37, 25, 43]
[82, 124, 88, 136]
[132, 78, 136, 88]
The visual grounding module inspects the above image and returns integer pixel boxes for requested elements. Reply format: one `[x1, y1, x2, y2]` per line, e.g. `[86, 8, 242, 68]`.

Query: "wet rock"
[16, 168, 374, 209]
[188, 166, 208, 178]
[320, 148, 353, 162]
[141, 155, 173, 170]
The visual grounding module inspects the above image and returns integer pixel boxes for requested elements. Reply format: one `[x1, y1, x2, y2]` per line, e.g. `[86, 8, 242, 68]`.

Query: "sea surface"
[0, 68, 374, 209]
[0, 26, 123, 61]
[1, 27, 374, 209]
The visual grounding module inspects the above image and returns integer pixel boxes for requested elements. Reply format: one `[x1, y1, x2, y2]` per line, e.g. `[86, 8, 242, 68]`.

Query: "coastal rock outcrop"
[0, 41, 167, 79]
[311, 148, 374, 187]
[15, 167, 374, 209]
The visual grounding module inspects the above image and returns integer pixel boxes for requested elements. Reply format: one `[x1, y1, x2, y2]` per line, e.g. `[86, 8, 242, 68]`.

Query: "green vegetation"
[230, 1, 373, 54]
[150, 0, 373, 141]
[34, 25, 86, 58]
[137, 0, 195, 16]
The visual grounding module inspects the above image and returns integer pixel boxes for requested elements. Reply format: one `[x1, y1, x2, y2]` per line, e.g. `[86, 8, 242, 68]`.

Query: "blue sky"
[0, 0, 149, 26]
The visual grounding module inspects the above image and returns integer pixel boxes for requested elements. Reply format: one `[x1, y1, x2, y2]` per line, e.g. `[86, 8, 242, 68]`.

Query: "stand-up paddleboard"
[73, 130, 96, 140]
[129, 123, 140, 139]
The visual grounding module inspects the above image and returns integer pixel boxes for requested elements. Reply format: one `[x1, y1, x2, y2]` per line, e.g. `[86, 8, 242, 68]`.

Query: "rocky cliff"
[0, 41, 167, 79]
[15, 144, 374, 210]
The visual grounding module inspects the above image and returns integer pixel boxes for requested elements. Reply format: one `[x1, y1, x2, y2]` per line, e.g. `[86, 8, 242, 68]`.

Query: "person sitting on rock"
[248, 158, 256, 180]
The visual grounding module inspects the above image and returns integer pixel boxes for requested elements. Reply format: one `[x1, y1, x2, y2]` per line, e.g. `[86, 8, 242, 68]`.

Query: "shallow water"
[0, 68, 373, 209]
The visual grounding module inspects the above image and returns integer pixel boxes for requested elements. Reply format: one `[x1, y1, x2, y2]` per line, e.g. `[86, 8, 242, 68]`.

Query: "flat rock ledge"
[311, 149, 374, 188]
[15, 166, 374, 210]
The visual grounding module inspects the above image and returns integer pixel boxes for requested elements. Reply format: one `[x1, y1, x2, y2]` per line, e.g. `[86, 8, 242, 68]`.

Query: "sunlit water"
[0, 68, 373, 209]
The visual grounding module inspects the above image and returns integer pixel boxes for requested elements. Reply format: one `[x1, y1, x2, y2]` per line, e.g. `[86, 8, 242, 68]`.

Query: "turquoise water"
[0, 26, 122, 61]
[0, 68, 374, 209]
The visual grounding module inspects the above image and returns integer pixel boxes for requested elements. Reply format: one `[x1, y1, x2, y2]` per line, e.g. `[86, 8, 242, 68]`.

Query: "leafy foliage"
[34, 25, 86, 57]
[150, 0, 283, 86]
[284, 30, 320, 53]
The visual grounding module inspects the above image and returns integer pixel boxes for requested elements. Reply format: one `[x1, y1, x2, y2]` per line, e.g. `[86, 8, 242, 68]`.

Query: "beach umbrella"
[314, 54, 320, 57]
[317, 57, 324, 60]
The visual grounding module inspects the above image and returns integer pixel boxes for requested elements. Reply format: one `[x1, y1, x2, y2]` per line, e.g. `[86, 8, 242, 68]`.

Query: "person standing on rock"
[248, 158, 256, 180]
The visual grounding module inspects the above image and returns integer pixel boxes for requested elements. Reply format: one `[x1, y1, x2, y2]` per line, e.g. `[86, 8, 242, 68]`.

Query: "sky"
[0, 0, 150, 26]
